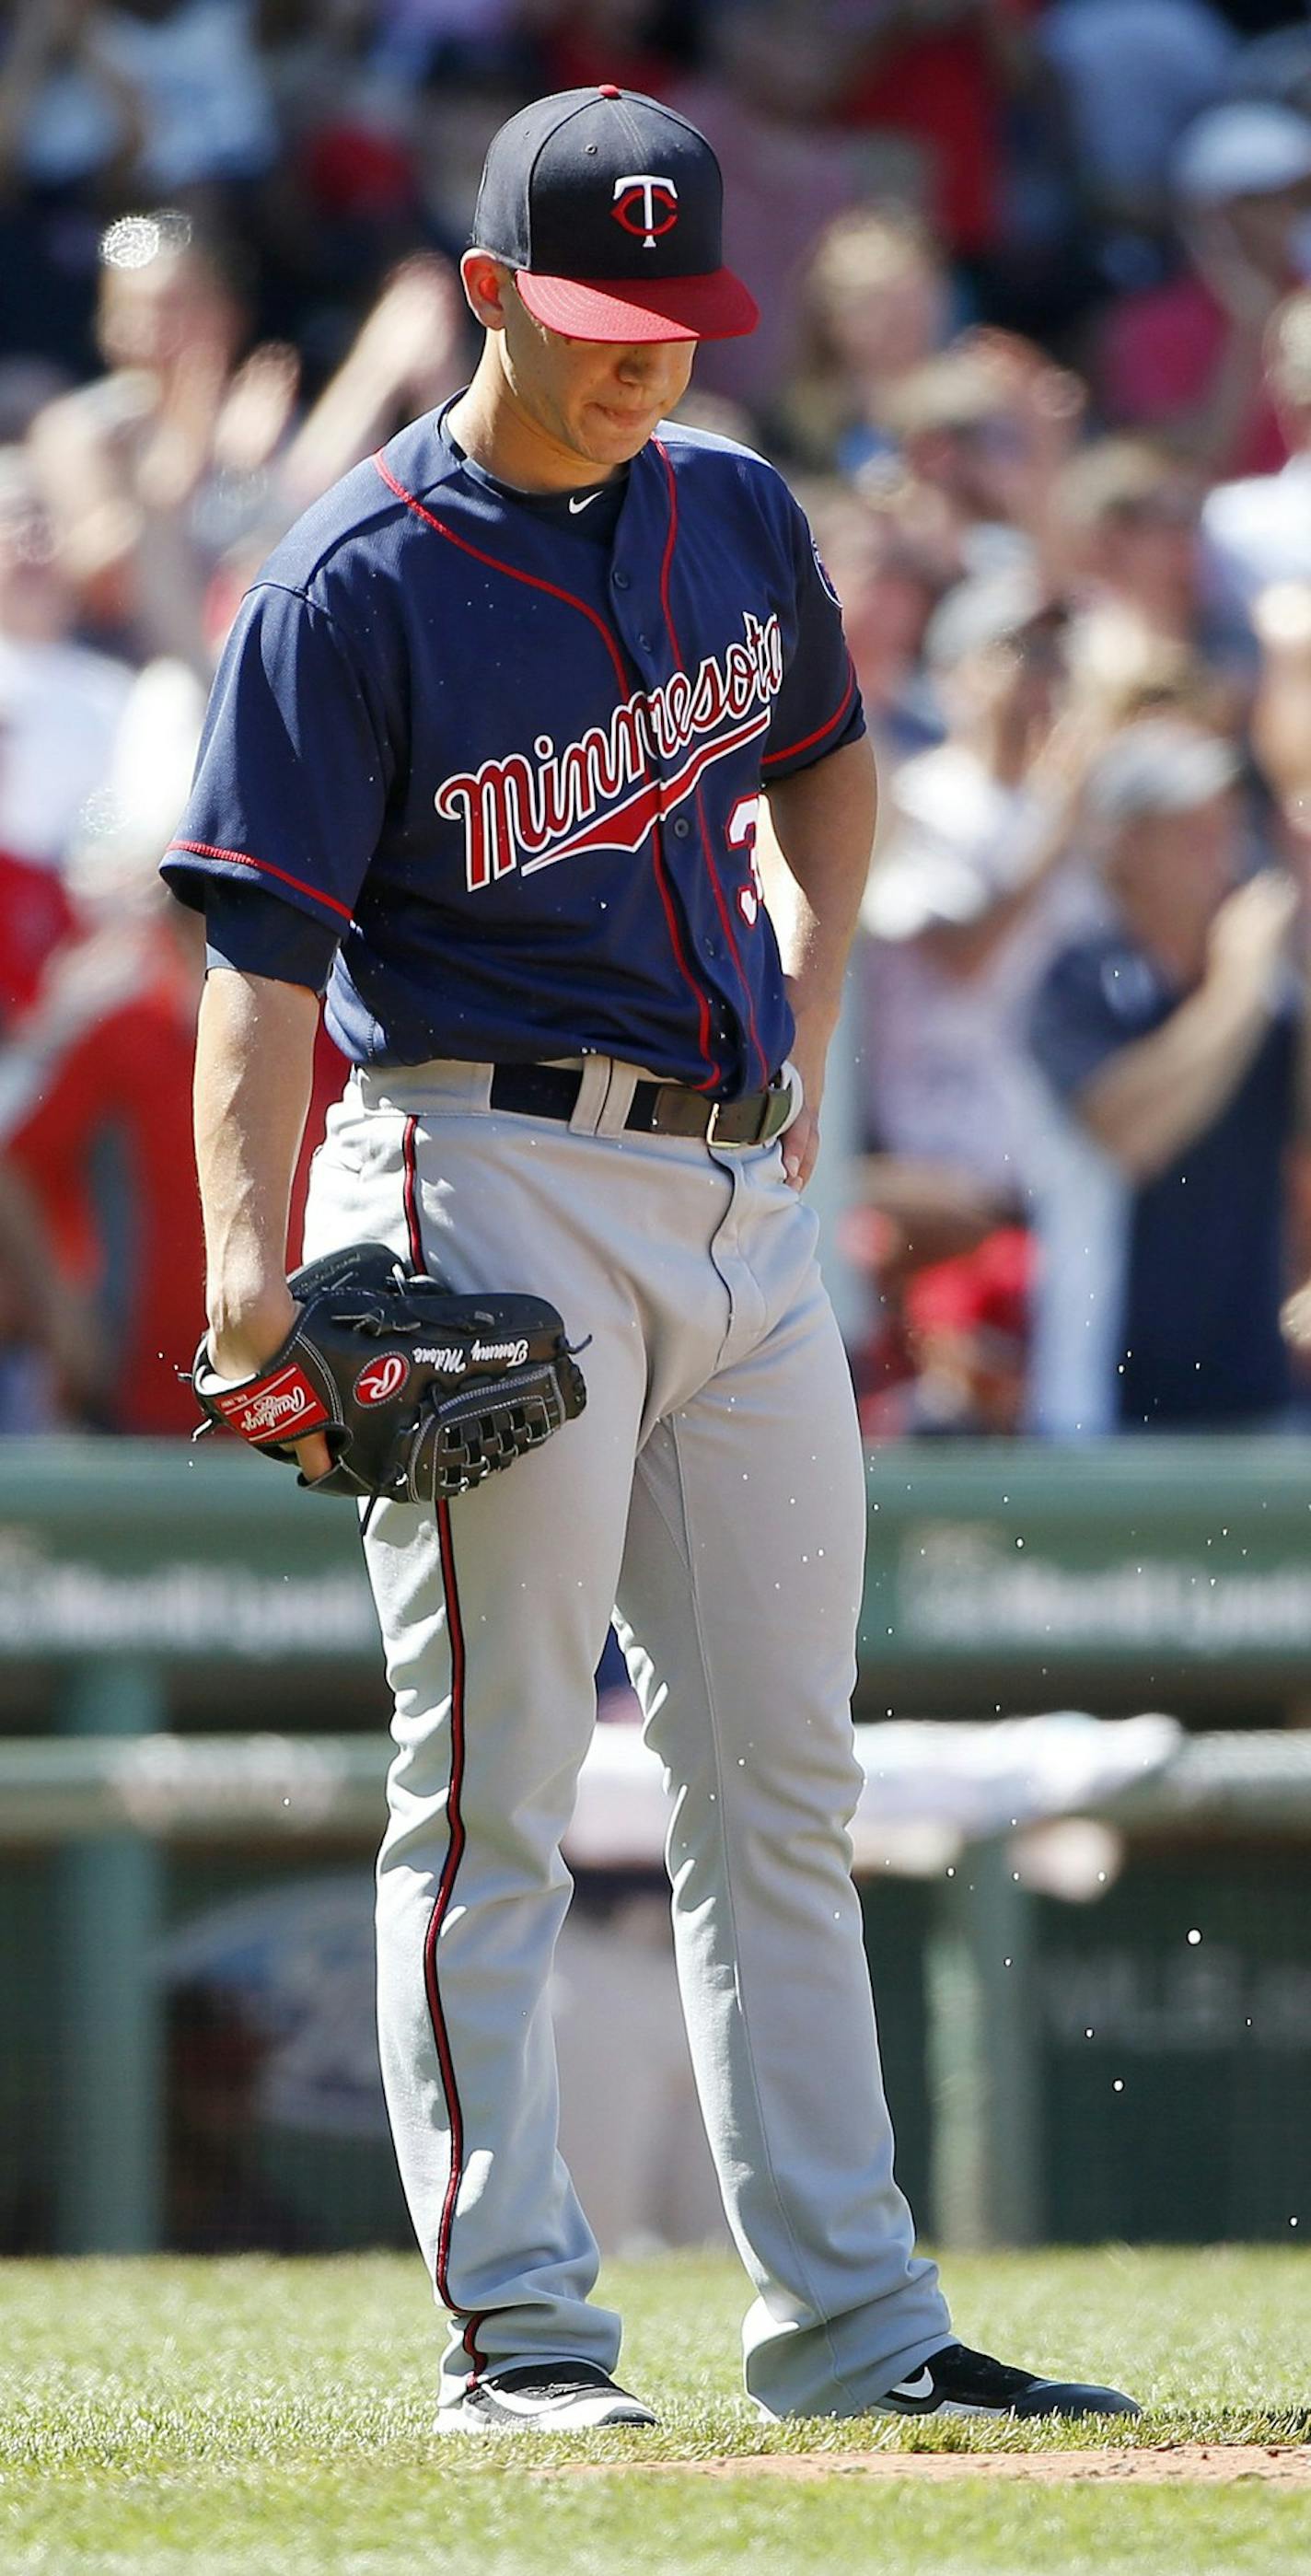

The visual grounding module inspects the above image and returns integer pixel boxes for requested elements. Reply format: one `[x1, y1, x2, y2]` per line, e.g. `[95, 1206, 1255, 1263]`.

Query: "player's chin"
[584, 400, 665, 458]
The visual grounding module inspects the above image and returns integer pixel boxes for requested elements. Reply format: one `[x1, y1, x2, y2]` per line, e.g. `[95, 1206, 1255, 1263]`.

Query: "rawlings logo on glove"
[354, 1352, 411, 1406]
[209, 1362, 331, 1442]
[190, 1242, 586, 1506]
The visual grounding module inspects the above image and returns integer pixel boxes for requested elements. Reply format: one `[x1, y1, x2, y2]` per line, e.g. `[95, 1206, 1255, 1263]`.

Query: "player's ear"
[460, 250, 513, 333]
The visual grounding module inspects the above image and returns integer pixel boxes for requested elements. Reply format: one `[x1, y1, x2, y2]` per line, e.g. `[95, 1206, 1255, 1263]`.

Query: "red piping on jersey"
[760, 665, 857, 769]
[373, 446, 722, 1095]
[373, 451, 631, 692]
[653, 442, 769, 1090]
[167, 840, 354, 922]
[403, 1114, 486, 2385]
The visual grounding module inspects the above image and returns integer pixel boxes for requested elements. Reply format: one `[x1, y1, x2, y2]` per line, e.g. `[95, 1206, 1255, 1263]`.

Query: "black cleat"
[434, 2359, 658, 2435]
[879, 2341, 1140, 2420]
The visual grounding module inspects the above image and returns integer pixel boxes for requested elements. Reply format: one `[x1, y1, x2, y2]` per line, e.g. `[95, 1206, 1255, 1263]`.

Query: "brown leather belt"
[488, 1062, 792, 1147]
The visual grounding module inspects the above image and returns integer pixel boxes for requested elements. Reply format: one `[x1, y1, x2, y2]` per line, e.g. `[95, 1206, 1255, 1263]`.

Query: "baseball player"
[167, 87, 1137, 2432]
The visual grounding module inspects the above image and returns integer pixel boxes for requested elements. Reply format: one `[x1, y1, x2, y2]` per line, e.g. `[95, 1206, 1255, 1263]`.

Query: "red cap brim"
[516, 266, 759, 343]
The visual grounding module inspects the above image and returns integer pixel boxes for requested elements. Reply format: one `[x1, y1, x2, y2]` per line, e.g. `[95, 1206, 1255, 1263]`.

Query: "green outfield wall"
[3, 1435, 1311, 2255]
[3, 1433, 1311, 1714]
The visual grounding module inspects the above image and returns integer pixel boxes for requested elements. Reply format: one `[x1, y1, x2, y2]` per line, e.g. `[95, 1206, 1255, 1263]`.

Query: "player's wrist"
[784, 984, 841, 1056]
[783, 996, 839, 1114]
[205, 1282, 299, 1383]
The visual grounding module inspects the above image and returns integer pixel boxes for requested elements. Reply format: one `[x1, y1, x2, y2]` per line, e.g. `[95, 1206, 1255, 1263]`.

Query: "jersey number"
[728, 795, 763, 927]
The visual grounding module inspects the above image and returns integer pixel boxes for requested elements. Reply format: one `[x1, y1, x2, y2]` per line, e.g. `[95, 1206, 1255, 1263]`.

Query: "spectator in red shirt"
[0, 845, 73, 1022]
[1098, 101, 1311, 479]
[0, 863, 343, 1434]
[710, 0, 1041, 260]
[0, 878, 205, 1433]
[834, 0, 1042, 263]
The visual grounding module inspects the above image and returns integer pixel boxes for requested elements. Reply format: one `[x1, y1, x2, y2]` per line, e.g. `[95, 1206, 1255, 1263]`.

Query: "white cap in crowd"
[923, 567, 1067, 673]
[1084, 720, 1240, 830]
[1172, 99, 1311, 203]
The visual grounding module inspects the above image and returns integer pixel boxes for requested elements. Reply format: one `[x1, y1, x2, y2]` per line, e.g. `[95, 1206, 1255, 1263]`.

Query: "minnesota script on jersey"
[164, 406, 862, 1101]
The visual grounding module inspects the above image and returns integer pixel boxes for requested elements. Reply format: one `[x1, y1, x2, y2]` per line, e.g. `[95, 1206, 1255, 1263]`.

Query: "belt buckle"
[705, 1089, 771, 1152]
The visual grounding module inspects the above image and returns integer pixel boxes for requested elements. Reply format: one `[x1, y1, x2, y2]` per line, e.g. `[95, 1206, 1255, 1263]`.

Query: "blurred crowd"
[2, 0, 1311, 1439]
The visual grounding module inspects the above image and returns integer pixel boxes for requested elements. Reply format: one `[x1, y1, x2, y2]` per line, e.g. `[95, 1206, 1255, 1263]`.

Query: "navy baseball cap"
[470, 86, 759, 344]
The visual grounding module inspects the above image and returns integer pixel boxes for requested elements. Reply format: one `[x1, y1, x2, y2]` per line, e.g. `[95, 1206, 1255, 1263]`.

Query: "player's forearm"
[1076, 969, 1276, 1182]
[192, 969, 319, 1372]
[280, 341, 400, 518]
[1251, 587, 1311, 810]
[759, 733, 876, 1100]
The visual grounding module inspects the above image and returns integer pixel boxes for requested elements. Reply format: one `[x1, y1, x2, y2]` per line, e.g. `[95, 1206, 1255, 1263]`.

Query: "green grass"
[2, 2248, 1309, 2573]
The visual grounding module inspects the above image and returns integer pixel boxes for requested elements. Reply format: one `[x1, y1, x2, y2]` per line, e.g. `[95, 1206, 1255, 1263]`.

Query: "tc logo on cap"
[611, 173, 679, 250]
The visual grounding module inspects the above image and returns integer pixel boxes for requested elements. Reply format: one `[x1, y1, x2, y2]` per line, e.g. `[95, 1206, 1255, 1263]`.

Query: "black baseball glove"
[190, 1242, 586, 1506]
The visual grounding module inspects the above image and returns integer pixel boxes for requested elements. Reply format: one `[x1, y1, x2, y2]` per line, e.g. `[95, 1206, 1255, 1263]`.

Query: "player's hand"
[355, 255, 464, 408]
[782, 1102, 819, 1192]
[1281, 1280, 1311, 1348]
[780, 1020, 831, 1190]
[1205, 871, 1299, 992]
[214, 341, 301, 478]
[207, 1288, 333, 1483]
[1183, 209, 1281, 329]
[1252, 581, 1311, 660]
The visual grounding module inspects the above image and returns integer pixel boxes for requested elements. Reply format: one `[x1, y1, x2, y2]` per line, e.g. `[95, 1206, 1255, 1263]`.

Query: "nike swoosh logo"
[890, 2368, 935, 2400]
[568, 491, 602, 514]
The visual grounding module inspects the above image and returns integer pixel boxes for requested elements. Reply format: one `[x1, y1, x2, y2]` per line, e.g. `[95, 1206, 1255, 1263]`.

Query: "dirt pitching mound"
[562, 2444, 1310, 2486]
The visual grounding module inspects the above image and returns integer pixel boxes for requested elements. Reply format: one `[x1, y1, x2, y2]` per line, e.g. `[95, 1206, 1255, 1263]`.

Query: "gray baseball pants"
[301, 1054, 950, 2416]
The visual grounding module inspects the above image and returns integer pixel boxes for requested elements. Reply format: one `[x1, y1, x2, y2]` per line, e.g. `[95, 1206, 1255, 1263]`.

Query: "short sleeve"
[161, 581, 392, 932]
[203, 880, 339, 992]
[1028, 941, 1163, 1103]
[760, 493, 864, 781]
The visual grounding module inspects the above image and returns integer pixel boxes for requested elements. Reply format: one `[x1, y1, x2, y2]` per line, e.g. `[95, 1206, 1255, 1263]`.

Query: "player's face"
[500, 284, 696, 475]
[1114, 792, 1238, 948]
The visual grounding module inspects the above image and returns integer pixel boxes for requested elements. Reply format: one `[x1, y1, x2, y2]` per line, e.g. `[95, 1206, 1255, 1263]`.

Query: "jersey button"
[612, 569, 631, 589]
[672, 816, 691, 838]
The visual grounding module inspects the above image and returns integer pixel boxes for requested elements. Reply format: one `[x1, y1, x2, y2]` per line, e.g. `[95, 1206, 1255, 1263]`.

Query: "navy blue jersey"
[163, 401, 864, 1098]
[1029, 929, 1296, 1426]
